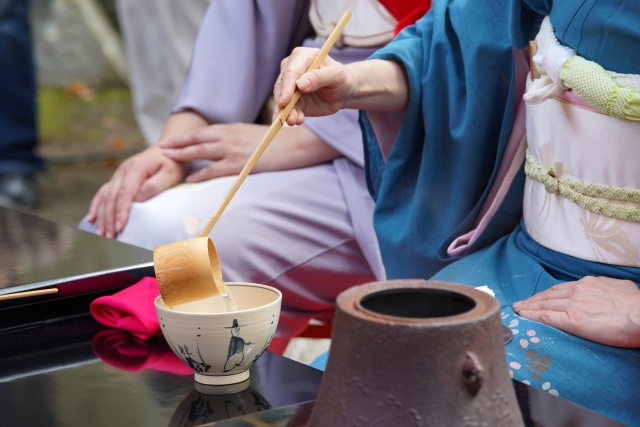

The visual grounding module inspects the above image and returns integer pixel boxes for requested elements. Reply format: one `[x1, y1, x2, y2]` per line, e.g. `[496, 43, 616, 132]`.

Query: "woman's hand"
[86, 110, 208, 237]
[274, 47, 356, 126]
[513, 276, 640, 348]
[160, 123, 341, 182]
[86, 146, 189, 238]
[274, 48, 410, 126]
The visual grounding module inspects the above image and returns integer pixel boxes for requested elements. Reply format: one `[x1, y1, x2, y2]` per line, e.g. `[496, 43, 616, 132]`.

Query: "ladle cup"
[153, 237, 226, 308]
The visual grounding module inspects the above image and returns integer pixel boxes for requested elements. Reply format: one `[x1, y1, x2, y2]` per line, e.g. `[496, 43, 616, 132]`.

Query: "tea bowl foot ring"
[194, 378, 251, 395]
[195, 371, 250, 386]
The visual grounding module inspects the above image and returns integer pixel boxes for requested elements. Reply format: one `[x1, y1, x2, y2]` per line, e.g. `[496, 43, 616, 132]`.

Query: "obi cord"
[524, 149, 640, 223]
[527, 17, 640, 121]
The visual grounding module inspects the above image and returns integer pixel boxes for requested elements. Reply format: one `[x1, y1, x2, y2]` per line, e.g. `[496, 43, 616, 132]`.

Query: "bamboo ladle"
[0, 288, 58, 301]
[153, 12, 352, 309]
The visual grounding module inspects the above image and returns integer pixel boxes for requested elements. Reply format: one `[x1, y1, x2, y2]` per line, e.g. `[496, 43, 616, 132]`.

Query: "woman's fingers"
[160, 127, 222, 149]
[96, 194, 107, 236]
[106, 169, 142, 238]
[86, 184, 107, 223]
[136, 164, 188, 204]
[513, 282, 577, 309]
[112, 184, 137, 234]
[96, 171, 123, 238]
[277, 47, 318, 109]
[518, 309, 571, 330]
[95, 153, 157, 237]
[113, 167, 160, 234]
[514, 298, 572, 313]
[95, 178, 117, 235]
[163, 142, 225, 162]
[285, 108, 305, 127]
[297, 66, 342, 93]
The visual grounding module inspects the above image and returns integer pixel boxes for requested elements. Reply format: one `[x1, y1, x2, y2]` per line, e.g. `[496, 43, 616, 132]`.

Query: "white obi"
[309, 0, 396, 47]
[523, 79, 640, 267]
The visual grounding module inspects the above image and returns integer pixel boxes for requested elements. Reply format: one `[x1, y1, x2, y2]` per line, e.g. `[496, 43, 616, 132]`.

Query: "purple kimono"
[80, 0, 384, 346]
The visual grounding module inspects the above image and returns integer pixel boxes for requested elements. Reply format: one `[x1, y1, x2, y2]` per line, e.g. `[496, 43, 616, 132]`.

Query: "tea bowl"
[155, 282, 281, 385]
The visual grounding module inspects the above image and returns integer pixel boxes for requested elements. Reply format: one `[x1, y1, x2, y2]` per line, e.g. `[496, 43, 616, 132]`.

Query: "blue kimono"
[314, 1, 640, 425]
[364, 0, 640, 279]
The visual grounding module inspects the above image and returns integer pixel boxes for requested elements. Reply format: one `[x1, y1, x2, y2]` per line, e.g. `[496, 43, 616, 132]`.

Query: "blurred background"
[28, 0, 144, 226]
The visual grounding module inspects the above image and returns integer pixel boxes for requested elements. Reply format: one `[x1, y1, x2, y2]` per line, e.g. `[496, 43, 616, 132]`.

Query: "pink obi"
[523, 79, 640, 267]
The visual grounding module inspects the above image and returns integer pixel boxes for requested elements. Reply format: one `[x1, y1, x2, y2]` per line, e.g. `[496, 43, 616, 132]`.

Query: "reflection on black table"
[0, 208, 152, 294]
[204, 382, 630, 427]
[0, 316, 629, 427]
[0, 318, 322, 427]
[169, 385, 272, 427]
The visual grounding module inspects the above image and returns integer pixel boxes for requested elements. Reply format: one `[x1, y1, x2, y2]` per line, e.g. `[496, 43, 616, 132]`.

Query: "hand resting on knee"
[86, 109, 341, 238]
[513, 276, 640, 348]
[86, 110, 207, 238]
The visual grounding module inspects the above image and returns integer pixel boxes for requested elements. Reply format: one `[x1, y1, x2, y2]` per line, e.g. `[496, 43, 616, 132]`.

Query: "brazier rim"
[339, 279, 498, 326]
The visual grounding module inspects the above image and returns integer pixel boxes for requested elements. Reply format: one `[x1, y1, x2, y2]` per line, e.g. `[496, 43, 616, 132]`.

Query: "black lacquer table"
[0, 317, 629, 427]
[205, 382, 631, 427]
[0, 208, 630, 426]
[0, 207, 153, 331]
[0, 317, 323, 427]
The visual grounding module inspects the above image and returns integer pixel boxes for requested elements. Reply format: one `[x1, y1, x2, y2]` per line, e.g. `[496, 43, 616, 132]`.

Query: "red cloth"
[89, 276, 291, 355]
[378, 0, 432, 35]
[90, 277, 161, 340]
[92, 329, 193, 375]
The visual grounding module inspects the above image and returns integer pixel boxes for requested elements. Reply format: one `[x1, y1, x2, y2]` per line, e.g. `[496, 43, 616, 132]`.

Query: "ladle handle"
[198, 11, 352, 238]
[0, 288, 58, 301]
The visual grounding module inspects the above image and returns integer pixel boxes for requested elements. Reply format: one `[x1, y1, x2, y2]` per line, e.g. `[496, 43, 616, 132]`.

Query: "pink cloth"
[92, 329, 192, 375]
[447, 96, 527, 256]
[556, 89, 599, 113]
[90, 277, 161, 340]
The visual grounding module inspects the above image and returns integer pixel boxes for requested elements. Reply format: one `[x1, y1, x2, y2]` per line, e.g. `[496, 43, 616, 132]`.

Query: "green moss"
[38, 86, 134, 139]
[37, 86, 144, 155]
[33, 85, 145, 228]
[83, 128, 102, 142]
[94, 87, 132, 103]
[38, 88, 73, 140]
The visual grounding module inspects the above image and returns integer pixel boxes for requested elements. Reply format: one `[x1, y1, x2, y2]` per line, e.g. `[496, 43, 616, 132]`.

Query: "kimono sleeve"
[173, 0, 311, 124]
